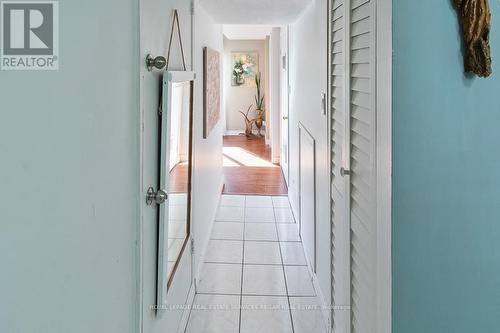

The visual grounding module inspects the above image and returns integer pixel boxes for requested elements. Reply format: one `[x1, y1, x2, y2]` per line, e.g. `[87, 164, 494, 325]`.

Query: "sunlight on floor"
[223, 147, 278, 168]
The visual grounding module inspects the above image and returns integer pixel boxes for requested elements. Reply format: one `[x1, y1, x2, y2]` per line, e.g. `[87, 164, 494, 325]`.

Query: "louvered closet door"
[330, 0, 351, 332]
[330, 0, 377, 332]
[349, 0, 376, 332]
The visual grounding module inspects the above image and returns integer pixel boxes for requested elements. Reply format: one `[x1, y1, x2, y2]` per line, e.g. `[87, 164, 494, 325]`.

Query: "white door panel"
[280, 27, 290, 184]
[330, 0, 378, 332]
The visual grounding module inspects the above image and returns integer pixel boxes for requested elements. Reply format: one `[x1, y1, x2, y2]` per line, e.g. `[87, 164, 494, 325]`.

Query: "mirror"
[166, 80, 192, 283]
[157, 72, 195, 308]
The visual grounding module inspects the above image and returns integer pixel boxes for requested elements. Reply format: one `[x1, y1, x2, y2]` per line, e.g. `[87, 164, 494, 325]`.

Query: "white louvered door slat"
[330, 0, 378, 331]
[330, 0, 351, 332]
[349, 0, 377, 332]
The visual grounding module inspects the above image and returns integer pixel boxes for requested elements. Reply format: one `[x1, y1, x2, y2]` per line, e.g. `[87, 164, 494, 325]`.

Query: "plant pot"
[255, 111, 264, 136]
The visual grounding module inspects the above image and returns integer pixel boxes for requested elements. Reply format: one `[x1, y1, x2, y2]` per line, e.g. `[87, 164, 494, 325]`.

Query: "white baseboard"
[225, 129, 267, 136]
[311, 269, 333, 333]
[177, 283, 195, 333]
[302, 241, 332, 333]
[179, 177, 224, 333]
[193, 176, 224, 285]
[225, 129, 245, 136]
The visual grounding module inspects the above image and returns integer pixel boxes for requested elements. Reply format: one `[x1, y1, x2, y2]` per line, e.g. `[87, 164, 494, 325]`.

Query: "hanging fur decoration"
[454, 0, 493, 77]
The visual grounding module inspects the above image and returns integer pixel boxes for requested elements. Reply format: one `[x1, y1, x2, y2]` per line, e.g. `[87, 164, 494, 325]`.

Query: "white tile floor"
[185, 195, 328, 333]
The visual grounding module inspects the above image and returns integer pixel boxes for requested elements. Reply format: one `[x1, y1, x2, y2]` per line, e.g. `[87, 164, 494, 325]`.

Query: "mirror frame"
[157, 71, 195, 309]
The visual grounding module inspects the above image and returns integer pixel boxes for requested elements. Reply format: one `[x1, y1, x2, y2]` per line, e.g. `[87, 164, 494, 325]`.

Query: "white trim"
[298, 122, 317, 271]
[326, 0, 333, 331]
[311, 255, 333, 333]
[193, 177, 225, 285]
[269, 27, 282, 164]
[225, 129, 246, 136]
[375, 0, 392, 332]
[224, 129, 267, 136]
[138, 1, 145, 332]
[177, 283, 196, 333]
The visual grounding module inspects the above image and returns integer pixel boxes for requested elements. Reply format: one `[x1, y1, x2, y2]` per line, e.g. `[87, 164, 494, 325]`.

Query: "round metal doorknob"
[340, 167, 351, 177]
[154, 190, 168, 204]
[146, 187, 168, 206]
[146, 54, 167, 71]
[283, 116, 289, 120]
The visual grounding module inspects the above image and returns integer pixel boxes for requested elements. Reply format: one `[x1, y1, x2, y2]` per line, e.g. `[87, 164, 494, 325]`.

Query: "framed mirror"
[157, 71, 195, 310]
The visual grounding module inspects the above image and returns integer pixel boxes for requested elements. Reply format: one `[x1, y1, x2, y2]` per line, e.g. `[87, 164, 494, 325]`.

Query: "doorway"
[221, 26, 288, 196]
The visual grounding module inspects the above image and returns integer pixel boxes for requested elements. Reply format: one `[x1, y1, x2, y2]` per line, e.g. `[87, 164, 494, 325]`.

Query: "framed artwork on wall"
[203, 47, 221, 138]
[231, 52, 258, 87]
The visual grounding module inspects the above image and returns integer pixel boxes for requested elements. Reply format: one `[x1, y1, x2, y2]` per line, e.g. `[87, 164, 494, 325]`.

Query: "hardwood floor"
[223, 135, 288, 196]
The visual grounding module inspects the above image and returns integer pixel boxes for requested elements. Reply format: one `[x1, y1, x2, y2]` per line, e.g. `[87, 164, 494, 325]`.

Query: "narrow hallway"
[185, 195, 327, 333]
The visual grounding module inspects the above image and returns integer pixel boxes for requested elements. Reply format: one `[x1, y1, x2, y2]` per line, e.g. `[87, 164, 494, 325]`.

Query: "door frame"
[280, 25, 290, 185]
[326, 0, 392, 332]
[374, 0, 392, 331]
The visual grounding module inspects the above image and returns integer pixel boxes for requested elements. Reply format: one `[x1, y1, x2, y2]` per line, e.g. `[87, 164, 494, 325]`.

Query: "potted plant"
[239, 105, 255, 137]
[254, 72, 265, 136]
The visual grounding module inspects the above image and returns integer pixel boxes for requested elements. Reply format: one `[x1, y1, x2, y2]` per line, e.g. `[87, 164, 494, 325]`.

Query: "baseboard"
[225, 129, 267, 136]
[302, 244, 332, 333]
[225, 129, 245, 136]
[177, 283, 196, 333]
[193, 176, 224, 285]
[311, 269, 333, 333]
[179, 177, 223, 333]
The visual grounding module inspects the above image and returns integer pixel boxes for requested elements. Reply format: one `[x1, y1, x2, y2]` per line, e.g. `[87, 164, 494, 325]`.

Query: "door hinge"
[190, 238, 195, 254]
[190, 1, 195, 15]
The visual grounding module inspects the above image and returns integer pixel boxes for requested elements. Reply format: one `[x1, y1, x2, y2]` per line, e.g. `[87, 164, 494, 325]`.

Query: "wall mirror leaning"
[156, 71, 195, 311]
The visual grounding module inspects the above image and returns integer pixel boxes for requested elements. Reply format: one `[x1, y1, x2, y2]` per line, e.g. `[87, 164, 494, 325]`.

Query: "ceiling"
[199, 0, 312, 25]
[223, 25, 272, 40]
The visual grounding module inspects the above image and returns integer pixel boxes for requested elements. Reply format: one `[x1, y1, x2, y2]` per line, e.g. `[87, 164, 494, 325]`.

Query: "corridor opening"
[139, 1, 392, 333]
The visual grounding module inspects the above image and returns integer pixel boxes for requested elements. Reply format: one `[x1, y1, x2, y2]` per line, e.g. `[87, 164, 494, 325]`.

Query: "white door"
[330, 0, 378, 332]
[348, 0, 377, 330]
[330, 0, 351, 330]
[280, 27, 290, 184]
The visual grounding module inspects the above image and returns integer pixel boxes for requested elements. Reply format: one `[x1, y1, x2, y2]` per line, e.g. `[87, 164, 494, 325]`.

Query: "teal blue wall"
[393, 1, 500, 332]
[0, 1, 140, 332]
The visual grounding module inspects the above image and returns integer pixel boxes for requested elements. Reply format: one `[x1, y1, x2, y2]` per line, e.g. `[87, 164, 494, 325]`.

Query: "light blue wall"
[393, 1, 500, 332]
[0, 1, 140, 332]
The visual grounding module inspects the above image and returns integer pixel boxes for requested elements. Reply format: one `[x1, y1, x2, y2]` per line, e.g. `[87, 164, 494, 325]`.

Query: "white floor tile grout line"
[272, 196, 296, 333]
[238, 195, 246, 333]
[186, 195, 315, 333]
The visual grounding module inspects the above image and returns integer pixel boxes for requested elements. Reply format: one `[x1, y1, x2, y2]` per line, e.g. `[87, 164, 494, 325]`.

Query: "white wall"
[0, 1, 141, 332]
[140, 1, 223, 332]
[191, 0, 225, 283]
[288, 0, 331, 311]
[223, 39, 267, 132]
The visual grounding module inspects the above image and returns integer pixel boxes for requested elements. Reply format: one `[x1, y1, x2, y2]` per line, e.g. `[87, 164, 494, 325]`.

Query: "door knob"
[146, 187, 168, 206]
[283, 116, 289, 120]
[146, 54, 167, 71]
[340, 167, 351, 177]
